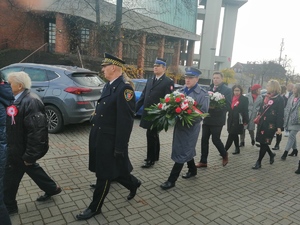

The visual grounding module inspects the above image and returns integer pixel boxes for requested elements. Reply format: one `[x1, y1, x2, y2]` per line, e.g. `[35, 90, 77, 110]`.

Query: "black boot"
[239, 142, 245, 147]
[232, 148, 240, 155]
[251, 140, 255, 146]
[295, 161, 300, 174]
[288, 149, 298, 156]
[281, 151, 288, 160]
[272, 145, 279, 150]
[252, 161, 261, 169]
[270, 153, 276, 164]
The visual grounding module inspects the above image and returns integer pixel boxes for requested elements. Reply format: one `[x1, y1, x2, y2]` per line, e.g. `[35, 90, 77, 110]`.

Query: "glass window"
[0, 67, 22, 81]
[23, 68, 47, 81]
[70, 73, 105, 87]
[80, 28, 90, 55]
[46, 70, 59, 81]
[48, 22, 56, 52]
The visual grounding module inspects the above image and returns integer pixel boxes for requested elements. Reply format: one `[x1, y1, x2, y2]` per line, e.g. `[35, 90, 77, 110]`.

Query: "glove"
[114, 149, 124, 158]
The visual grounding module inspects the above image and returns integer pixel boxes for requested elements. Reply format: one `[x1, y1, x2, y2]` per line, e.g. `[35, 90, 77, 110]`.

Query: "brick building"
[0, 0, 199, 77]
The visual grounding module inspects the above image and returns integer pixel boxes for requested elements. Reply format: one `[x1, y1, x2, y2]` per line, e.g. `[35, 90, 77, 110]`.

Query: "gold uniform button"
[103, 102, 106, 104]
[92, 124, 94, 126]
[101, 115, 103, 117]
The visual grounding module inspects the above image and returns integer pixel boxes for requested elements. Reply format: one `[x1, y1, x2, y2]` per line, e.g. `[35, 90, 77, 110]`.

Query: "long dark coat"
[256, 95, 284, 144]
[203, 82, 232, 126]
[136, 74, 174, 129]
[227, 95, 249, 134]
[171, 86, 209, 163]
[89, 76, 135, 180]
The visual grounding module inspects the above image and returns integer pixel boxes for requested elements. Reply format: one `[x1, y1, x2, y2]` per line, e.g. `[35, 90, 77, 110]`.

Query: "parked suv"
[0, 63, 105, 133]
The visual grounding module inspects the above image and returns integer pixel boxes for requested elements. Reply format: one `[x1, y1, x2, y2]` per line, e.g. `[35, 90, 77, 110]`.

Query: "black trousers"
[257, 143, 273, 162]
[200, 124, 226, 163]
[146, 128, 160, 162]
[89, 174, 139, 212]
[168, 159, 196, 183]
[4, 160, 57, 209]
[225, 133, 239, 151]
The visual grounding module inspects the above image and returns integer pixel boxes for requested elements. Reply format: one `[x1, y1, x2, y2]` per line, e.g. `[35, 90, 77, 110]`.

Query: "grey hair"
[7, 71, 31, 89]
[294, 83, 300, 97]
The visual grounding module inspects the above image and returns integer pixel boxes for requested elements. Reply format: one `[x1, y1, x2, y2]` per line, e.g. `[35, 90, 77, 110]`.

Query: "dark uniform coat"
[256, 94, 284, 144]
[171, 86, 209, 163]
[136, 74, 174, 129]
[227, 95, 249, 135]
[89, 76, 135, 180]
[203, 82, 232, 126]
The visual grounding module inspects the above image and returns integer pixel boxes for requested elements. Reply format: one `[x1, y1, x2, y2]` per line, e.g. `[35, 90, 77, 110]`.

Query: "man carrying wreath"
[160, 67, 209, 190]
[196, 71, 232, 168]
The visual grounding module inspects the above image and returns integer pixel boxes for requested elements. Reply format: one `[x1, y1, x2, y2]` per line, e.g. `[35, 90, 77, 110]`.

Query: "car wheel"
[45, 105, 64, 134]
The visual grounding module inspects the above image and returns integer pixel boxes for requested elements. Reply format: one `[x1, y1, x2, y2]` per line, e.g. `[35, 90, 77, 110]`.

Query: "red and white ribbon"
[6, 105, 18, 125]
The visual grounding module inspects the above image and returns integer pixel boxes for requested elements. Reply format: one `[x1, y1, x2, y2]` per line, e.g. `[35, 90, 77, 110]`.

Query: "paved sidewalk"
[9, 119, 300, 225]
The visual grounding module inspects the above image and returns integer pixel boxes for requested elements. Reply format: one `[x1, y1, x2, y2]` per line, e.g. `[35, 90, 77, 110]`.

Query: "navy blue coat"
[136, 74, 174, 129]
[89, 76, 136, 179]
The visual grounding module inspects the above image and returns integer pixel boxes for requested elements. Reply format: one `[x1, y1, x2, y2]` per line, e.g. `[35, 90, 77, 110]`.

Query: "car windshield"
[71, 73, 104, 87]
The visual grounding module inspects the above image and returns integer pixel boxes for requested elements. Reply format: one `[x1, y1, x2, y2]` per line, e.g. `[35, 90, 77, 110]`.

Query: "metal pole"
[19, 43, 48, 63]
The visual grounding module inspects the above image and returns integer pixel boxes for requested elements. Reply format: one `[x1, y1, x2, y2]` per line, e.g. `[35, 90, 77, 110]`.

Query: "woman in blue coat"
[160, 67, 209, 190]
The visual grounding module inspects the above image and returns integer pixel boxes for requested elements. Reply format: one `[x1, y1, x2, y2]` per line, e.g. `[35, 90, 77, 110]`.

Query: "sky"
[230, 0, 300, 74]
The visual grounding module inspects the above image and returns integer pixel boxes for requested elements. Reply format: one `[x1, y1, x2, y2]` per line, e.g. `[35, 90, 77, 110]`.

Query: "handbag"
[253, 105, 271, 125]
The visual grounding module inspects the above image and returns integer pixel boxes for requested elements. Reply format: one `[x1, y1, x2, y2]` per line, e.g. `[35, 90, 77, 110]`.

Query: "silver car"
[1, 63, 105, 133]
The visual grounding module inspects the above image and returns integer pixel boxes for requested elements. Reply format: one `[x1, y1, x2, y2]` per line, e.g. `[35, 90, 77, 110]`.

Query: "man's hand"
[24, 161, 33, 166]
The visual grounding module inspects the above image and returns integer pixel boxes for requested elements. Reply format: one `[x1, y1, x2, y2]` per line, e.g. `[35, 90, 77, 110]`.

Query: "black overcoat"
[227, 95, 249, 134]
[89, 76, 136, 180]
[136, 74, 174, 129]
[256, 95, 284, 144]
[203, 82, 232, 126]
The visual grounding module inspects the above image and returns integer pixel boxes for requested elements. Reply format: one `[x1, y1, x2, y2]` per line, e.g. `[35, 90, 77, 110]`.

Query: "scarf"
[252, 93, 258, 102]
[263, 92, 278, 108]
[231, 95, 240, 109]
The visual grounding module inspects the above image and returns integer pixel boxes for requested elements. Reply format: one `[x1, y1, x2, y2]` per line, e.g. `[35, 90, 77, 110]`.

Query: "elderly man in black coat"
[136, 58, 174, 168]
[76, 53, 141, 220]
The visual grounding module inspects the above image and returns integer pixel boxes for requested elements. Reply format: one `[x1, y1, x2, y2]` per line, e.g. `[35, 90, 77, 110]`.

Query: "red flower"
[187, 109, 192, 114]
[175, 107, 182, 113]
[158, 103, 163, 109]
[193, 101, 197, 106]
[165, 97, 170, 103]
[175, 97, 181, 103]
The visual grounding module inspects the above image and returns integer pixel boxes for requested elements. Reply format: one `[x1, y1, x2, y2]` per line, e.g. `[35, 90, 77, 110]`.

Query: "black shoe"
[127, 180, 142, 200]
[270, 153, 276, 164]
[182, 171, 197, 179]
[288, 149, 298, 156]
[7, 206, 18, 215]
[272, 145, 279, 150]
[239, 142, 245, 147]
[251, 140, 255, 146]
[281, 151, 288, 160]
[256, 144, 261, 147]
[252, 161, 261, 169]
[141, 161, 154, 168]
[232, 148, 240, 155]
[160, 181, 175, 190]
[76, 208, 101, 220]
[90, 184, 96, 189]
[36, 186, 62, 202]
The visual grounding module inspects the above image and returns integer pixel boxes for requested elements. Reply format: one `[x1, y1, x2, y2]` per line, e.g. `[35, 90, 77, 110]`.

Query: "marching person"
[252, 80, 284, 169]
[225, 85, 249, 155]
[240, 84, 263, 147]
[196, 71, 232, 168]
[160, 67, 209, 190]
[281, 83, 300, 160]
[4, 72, 61, 215]
[76, 53, 141, 220]
[0, 74, 14, 224]
[136, 58, 174, 168]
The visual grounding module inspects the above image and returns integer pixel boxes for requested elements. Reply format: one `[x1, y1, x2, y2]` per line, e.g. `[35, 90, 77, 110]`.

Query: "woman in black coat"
[225, 85, 249, 154]
[252, 80, 284, 169]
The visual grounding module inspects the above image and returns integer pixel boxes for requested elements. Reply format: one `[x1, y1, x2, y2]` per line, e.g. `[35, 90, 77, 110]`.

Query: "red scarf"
[252, 93, 258, 102]
[231, 95, 240, 109]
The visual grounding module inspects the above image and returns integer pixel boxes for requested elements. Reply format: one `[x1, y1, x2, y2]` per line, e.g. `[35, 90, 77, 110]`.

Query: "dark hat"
[101, 52, 125, 67]
[154, 57, 167, 67]
[251, 84, 262, 91]
[185, 67, 202, 77]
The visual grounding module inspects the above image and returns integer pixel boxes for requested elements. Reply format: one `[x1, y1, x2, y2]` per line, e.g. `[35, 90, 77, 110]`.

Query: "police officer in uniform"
[76, 53, 141, 220]
[136, 58, 174, 168]
[160, 67, 209, 190]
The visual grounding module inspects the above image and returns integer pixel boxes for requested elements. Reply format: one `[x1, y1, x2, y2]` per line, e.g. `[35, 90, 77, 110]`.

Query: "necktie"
[213, 86, 217, 91]
[153, 77, 157, 85]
